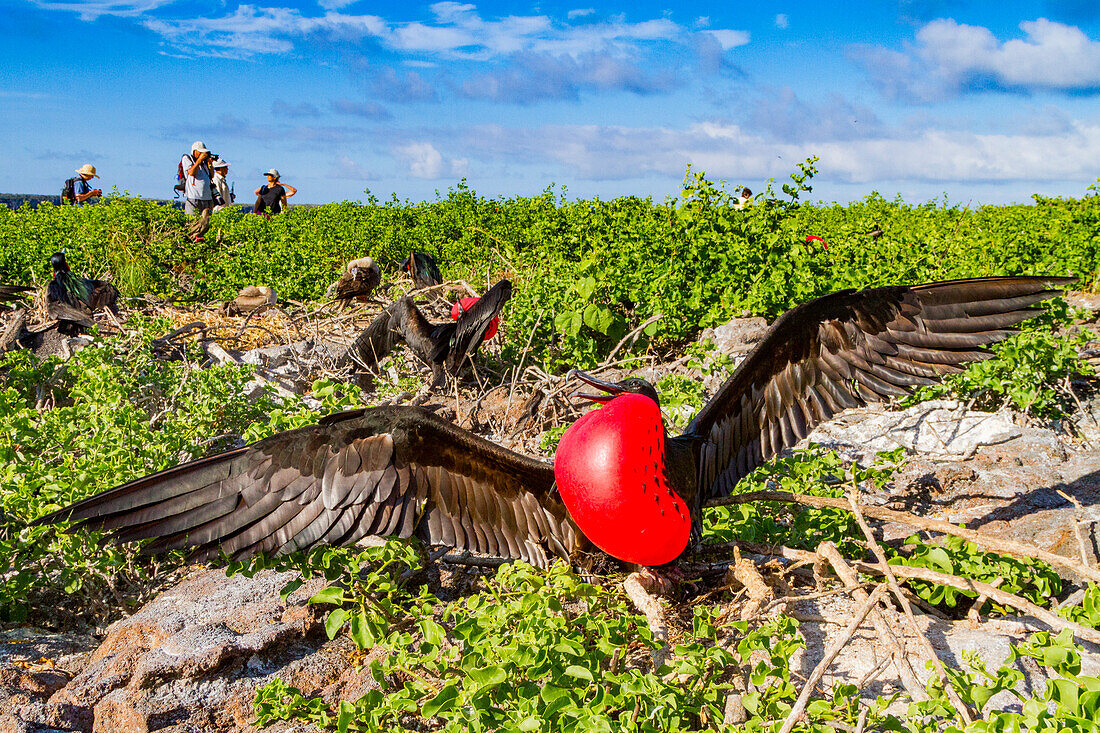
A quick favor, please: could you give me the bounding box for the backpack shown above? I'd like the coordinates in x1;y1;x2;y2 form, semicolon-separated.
61;176;78;204
174;158;187;197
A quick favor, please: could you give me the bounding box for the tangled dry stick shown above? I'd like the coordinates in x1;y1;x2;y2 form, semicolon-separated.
711;489;1100;584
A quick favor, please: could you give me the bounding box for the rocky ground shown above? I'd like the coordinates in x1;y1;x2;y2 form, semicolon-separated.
2;297;1100;732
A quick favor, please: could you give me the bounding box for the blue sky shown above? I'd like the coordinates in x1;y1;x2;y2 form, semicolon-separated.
5;1;1100;205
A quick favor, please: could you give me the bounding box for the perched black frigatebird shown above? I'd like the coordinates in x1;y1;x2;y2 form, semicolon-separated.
344;278;511;386
46;251;119;332
333;257;382;303
400;252;443;289
39;276;1072;569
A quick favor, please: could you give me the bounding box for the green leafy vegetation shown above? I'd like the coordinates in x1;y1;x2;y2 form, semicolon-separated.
0;323;346;626
891;534;1062;613
3;162;1096;370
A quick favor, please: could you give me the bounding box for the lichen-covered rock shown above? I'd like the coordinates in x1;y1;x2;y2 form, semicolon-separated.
7;568;376;733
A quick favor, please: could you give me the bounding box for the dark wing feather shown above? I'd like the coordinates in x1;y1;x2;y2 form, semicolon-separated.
688;276;1075;502
335;267;381;301
440;279;512;373
414;253;444;287
0;284;32;305
342;306;399;371
37;406;581;568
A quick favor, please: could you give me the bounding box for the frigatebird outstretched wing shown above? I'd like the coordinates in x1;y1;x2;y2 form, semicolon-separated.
38;406;581;568
688;276;1076;502
435;278;513;373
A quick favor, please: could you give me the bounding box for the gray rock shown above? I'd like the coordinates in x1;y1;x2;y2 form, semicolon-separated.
801;399;1026;464
15;568;374;733
700;316;769;358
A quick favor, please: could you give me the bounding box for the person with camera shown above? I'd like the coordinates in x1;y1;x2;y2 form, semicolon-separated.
69;164;103;206
211;158;234;212
181;141;215;242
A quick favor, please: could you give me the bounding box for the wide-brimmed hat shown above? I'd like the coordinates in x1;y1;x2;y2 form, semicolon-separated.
264;168;280;179
191;140;210;153
74;164;98;178
211;158;230;169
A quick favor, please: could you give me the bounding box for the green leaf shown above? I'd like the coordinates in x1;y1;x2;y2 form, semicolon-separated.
555;310;583;338
422;683;459;717
324;608;349;640
564;665;594;683
349;609;375;649
308;586;345;605
468;665;507;688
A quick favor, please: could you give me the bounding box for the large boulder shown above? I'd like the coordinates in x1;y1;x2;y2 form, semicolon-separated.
14;568;378;733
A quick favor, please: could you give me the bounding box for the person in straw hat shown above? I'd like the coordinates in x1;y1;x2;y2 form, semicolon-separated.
71;164;102;206
181;140;215;242
210;158;234;213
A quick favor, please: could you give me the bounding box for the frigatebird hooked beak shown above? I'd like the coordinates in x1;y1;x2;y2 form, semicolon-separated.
37;276;1075;571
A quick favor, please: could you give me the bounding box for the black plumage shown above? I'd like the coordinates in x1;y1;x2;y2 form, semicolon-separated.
46;252;119;332
400;252;443;289
345;279;512;385
0;283;32;307
39;276;1071;568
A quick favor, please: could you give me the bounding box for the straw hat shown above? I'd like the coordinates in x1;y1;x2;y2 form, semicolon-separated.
74;164;99;178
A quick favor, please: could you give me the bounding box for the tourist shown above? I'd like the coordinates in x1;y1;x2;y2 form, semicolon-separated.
181;141;215;242
253;169;296;216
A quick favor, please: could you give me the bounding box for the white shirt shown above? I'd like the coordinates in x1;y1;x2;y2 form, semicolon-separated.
212;173;232;211
182;154;212;201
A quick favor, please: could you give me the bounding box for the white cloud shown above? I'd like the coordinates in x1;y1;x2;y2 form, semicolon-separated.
36;1;748;67
396;142;470;179
705;29;750;50
30;0;179;21
854;18;1100;99
143;5;388;58
775;14;788;30
455;118;1100;185
329;155;374;180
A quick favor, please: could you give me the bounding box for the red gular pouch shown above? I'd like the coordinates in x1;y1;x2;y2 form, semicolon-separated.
554;393;690;566
451;297;499;339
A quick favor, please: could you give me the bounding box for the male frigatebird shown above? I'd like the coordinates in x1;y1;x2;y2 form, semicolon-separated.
334;257;382;303
39;276;1072;568
344;279;511;386
400;252;443;289
46;251;119;332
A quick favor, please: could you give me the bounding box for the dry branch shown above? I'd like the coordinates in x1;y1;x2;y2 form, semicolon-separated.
710;490;1100;583
847;492;976;724
777;583;888;733
852;561;1100;645
622;572;670;669
816;542;930;702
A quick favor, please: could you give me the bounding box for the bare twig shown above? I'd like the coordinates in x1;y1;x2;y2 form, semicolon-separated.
605;313;663;363
623;573;670;669
711;490;1100;583
817;542;929;702
847;491;976;724
852;561;1100;645
777;584;888;733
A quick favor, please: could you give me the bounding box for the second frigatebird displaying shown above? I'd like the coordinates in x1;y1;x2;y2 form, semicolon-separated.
344;278;512;385
39;276;1072;569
